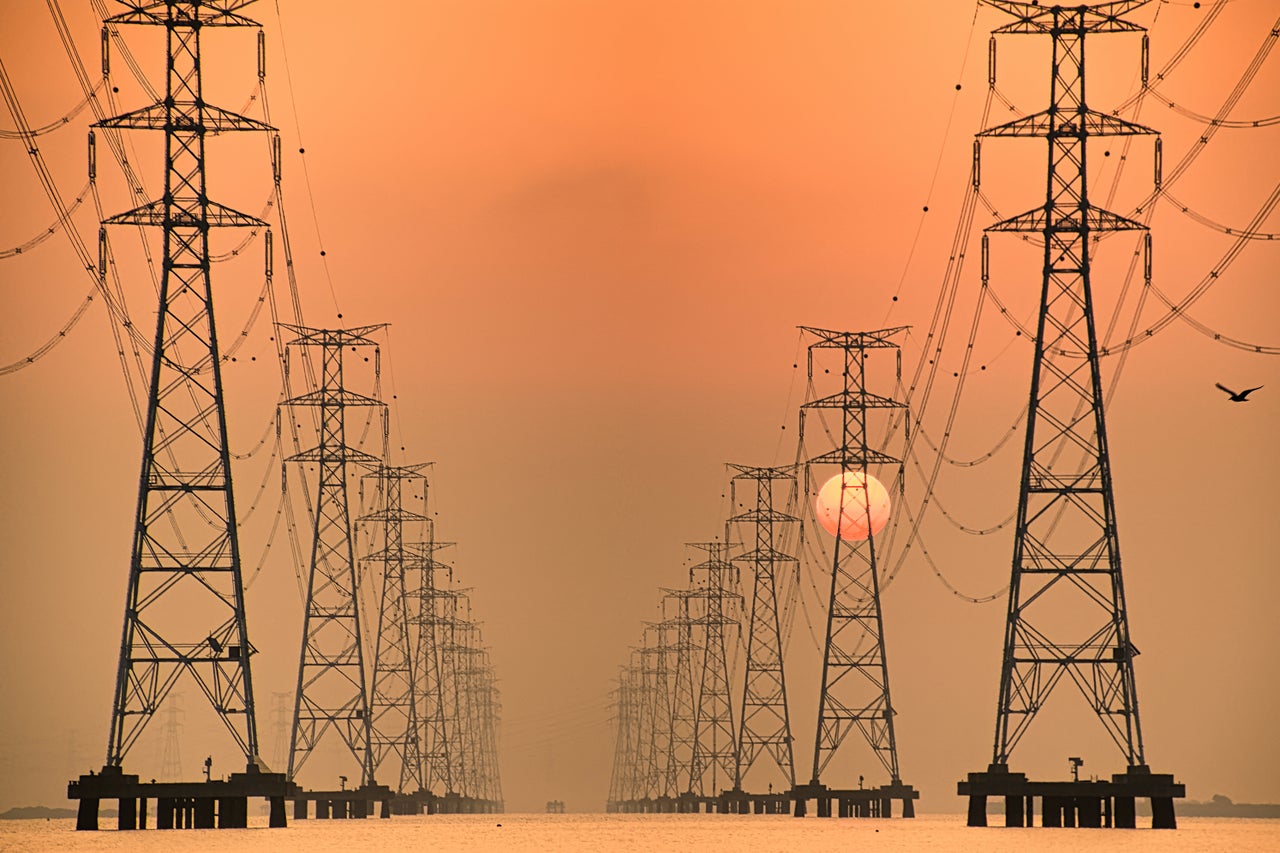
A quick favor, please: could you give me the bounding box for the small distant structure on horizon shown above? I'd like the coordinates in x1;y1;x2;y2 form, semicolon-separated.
545;800;566;814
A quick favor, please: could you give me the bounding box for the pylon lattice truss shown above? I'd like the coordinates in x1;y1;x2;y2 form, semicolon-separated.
99;0;272;771
729;465;798;793
978;0;1156;769
283;324;386;786
798;326;910;787
361;463;430;793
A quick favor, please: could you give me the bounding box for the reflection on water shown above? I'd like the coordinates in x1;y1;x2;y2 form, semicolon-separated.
2;813;1278;853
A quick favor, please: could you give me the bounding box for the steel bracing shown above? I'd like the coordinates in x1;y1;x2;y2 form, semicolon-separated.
978;0;1157;769
98;0;273;771
283;324;386;786
361;463;429;793
728;465;798;792
799;326;909;786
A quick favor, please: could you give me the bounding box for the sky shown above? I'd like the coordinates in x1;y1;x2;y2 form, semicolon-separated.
1;0;1278;817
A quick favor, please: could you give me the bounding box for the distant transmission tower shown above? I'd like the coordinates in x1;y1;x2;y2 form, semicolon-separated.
362;463;429;794
412;535;456;797
796;326;917;818
97;0;273;774
159;695;184;780
283;324;386;787
960;0;1183;830
687;542;739;800
728;465;798;795
662;589;699;803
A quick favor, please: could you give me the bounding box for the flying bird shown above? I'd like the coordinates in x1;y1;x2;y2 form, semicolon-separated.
1215;382;1263;402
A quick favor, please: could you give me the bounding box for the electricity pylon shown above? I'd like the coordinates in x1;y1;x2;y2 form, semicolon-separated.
799;326;909;788
687;542;740;798
97;0;273;772
410;535;456;795
980;0;1156;771
283;324;386;787
662;589;698;799
728;464;798;793
361;463;429;793
960;1;1183;830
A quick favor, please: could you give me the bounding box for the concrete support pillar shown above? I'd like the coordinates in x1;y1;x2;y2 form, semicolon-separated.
1078;796;1102;828
294;798;308;820
1151;797;1177;829
1025;795;1034;827
139;797;147;829
117;796;137;830
1114;796;1136;829
75;798;99;831
881;796;893;819
1004;794;1024;828
816;796;831;818
793;796;807;817
157;797;175;829
194;797;216;829
1062;798;1076;828
966;794;987;827
903;796;915;818
218;796;248;828
381;798;391;818
270;796;288;828
1043;797;1062;827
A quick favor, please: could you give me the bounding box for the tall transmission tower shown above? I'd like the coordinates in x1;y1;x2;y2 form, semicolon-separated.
361;463;429;794
687;542;740;800
283;324;386;788
960;0;1183;830
796;325;917;818
68;2;296;831
728;465;798;795
96;0;272;775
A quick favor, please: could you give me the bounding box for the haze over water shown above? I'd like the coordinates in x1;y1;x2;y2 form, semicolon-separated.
3;814;1279;853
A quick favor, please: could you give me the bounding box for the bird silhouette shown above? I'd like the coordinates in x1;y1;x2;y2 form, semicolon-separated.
1215;382;1262;402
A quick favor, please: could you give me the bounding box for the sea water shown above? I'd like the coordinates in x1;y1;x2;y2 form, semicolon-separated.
2;813;1277;853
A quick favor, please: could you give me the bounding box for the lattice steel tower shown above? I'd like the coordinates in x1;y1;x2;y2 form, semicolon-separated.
361;463;429;793
411;534;456;795
728;465;798;793
797;326;912;796
687;542;739;798
960;1;1183;831
981;0;1155;772
283;324;386;786
97;0;273;772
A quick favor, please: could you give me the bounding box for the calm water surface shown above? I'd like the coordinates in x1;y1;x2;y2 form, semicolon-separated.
2;813;1277;852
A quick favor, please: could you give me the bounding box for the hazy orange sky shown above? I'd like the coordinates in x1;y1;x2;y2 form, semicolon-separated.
1;0;1277;815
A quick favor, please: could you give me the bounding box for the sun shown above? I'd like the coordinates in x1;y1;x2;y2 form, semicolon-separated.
814;471;891;541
